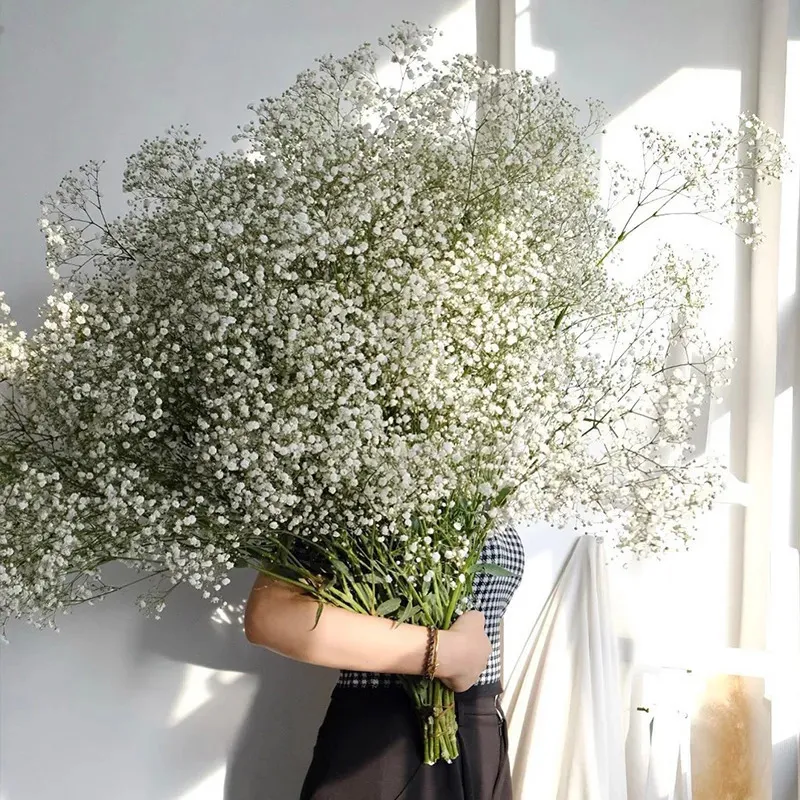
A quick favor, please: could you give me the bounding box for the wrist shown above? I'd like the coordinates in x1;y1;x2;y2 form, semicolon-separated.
434;629;459;681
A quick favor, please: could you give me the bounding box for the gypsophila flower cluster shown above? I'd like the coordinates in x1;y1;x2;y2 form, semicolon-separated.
0;23;787;635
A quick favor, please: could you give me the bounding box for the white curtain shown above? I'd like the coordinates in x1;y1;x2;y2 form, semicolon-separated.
502;535;627;800
625;668;694;800
642;707;692;800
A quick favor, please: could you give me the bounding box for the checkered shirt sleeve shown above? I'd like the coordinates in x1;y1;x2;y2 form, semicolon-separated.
337;525;526;689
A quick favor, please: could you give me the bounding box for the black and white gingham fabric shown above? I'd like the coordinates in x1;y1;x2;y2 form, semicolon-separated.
338;525;526;688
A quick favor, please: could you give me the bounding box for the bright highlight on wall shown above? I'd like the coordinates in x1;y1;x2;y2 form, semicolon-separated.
168;664;246;728
178;764;227;800
512;1;556;76
375;0;477;88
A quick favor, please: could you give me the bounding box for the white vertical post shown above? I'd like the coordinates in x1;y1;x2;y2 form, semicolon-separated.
498;0;516;69
739;0;788;651
743;2;792;799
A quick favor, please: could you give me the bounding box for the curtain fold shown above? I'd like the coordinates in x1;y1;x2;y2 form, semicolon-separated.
642;702;693;800
502;535;627;800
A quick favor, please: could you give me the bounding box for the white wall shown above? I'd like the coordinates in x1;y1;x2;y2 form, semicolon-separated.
0;3;477;799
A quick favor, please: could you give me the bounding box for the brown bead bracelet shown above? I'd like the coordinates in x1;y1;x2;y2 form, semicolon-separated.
423;625;440;680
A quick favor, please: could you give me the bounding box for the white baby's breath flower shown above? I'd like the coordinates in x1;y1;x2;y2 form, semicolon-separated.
0;22;785;631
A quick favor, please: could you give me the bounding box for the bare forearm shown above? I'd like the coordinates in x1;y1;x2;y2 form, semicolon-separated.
244;577;460;678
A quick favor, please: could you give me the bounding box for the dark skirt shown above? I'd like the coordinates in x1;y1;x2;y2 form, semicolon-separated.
300;681;512;800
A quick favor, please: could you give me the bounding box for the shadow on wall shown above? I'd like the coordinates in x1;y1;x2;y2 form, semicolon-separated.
131;572;338;800
519;0;760;115
0;568;337;800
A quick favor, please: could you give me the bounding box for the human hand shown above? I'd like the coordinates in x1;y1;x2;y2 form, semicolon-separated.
437;610;491;693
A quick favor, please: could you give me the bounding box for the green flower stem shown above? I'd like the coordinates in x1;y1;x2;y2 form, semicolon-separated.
403;676;459;766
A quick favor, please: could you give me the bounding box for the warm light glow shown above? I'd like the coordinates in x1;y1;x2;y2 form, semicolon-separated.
178;764;227;800
168;664;245;727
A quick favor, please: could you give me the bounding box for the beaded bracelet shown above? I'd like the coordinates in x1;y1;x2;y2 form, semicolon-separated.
424;626;440;680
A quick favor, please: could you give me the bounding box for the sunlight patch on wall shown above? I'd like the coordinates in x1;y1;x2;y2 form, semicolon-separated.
588;68;747;660
603;67;742;132
707;411;731;467
770;681;800;749
600;68;742;305
513;1;556;76
430;0;477;59
178;764;227;800
375;0;476;89
600;67;744;471
168;664;245;727
211;600;246;627
618;503;735;656
600;67;741;308
767;546;800;754
766;386;799;738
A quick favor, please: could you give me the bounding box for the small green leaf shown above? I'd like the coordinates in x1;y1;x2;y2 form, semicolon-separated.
332;559;353;580
396;598;413;625
396;601;422;626
473;562;512;577
376;597;403;617
352;583;373;611
496;485;514;506
312;601;325;631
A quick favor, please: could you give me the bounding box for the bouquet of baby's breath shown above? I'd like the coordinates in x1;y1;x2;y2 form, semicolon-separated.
0;24;787;763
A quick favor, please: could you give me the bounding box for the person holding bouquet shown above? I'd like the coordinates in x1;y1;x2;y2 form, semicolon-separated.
245;526;525;800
